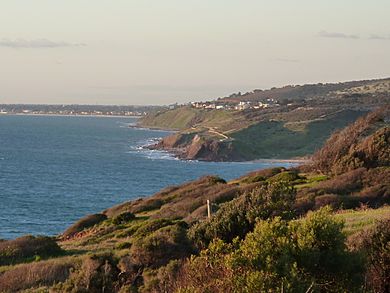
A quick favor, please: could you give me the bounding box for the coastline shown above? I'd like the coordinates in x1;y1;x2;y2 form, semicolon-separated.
1;113;143;118
138;122;310;164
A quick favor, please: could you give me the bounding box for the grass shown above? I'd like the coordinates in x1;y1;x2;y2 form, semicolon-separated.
140;107;201;130
335;206;390;235
140;106;251;134
231;110;364;159
294;174;328;189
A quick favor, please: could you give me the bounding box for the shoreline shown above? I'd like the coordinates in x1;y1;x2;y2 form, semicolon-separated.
138;123;310;164
1;113;143;118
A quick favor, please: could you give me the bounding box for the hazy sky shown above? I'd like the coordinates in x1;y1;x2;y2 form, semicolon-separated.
1;0;389;105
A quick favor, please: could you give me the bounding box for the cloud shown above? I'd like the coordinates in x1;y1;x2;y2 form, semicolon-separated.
318;30;359;39
369;34;390;40
0;38;86;48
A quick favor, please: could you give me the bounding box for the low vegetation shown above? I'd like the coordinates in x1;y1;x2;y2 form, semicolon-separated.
0;235;63;266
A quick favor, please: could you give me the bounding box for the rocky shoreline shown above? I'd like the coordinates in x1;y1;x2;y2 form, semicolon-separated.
142;129;309;163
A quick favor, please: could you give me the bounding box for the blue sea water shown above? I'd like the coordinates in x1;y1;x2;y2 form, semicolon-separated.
0;115;294;239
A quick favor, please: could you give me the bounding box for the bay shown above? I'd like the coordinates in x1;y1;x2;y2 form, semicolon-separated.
0;115;294;239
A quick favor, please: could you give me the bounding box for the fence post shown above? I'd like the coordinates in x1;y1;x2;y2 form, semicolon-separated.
207;199;211;219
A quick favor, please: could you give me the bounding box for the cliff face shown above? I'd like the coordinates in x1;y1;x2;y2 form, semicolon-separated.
148;132;244;161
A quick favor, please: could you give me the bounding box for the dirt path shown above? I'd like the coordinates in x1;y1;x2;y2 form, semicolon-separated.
207;127;229;140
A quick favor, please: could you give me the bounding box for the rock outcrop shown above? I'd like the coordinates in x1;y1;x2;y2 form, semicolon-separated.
148;132;244;161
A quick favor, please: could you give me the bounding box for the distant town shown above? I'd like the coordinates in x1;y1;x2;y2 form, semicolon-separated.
0;97;286;117
190;98;281;111
0;104;163;116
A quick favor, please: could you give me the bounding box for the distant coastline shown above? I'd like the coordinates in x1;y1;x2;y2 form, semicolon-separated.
1;113;142;119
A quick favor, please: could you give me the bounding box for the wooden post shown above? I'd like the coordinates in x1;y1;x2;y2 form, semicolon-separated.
207;199;211;219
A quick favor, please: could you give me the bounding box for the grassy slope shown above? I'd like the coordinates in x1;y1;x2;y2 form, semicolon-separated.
140;107;240;132
231;110;364;159
140;107;201;130
141;107;366;160
336;206;390;235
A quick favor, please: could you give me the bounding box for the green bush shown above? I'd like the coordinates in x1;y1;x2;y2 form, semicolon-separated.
268;170;301;183
166;207;364;292
130;223;193;268
291;207;363;290
132;219;176;239
112;212;136;225
116;242;132;250
189;181;296;248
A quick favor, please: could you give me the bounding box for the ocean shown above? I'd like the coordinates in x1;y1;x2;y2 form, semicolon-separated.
0;115;294;239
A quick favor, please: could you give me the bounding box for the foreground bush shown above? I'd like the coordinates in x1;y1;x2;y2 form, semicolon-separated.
131;221;193;268
350;218;390;293
0;235;63;265
157;207;363;293
189;181;296;248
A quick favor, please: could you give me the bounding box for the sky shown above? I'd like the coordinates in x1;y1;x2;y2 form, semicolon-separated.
0;0;389;105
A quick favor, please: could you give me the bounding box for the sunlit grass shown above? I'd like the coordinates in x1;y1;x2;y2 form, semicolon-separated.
335;206;390;235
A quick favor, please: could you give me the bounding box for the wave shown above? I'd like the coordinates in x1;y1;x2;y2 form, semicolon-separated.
127;138;178;161
127;147;178;161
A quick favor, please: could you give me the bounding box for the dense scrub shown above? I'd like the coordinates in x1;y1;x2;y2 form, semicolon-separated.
189;181;296;249
349;218;390;292
311;106;389;174
146;208;365;292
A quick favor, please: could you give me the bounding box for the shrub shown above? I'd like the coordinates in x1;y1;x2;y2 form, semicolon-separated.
0;259;74;292
239;167;284;184
141;260;183;293
293;196;315;215
63;213;107;239
167;207;363;292
207;176;226;185
314;194;340;209
132;219;176;239
0;235;63;265
313;167;366;194
268;170;301;183
116;242;132;250
352;219;390;293
55;253;119;293
130;223;193;268
189;181;296;249
112;212;136;225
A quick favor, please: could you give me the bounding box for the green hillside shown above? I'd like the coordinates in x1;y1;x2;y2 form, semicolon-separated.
231;110;364;159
